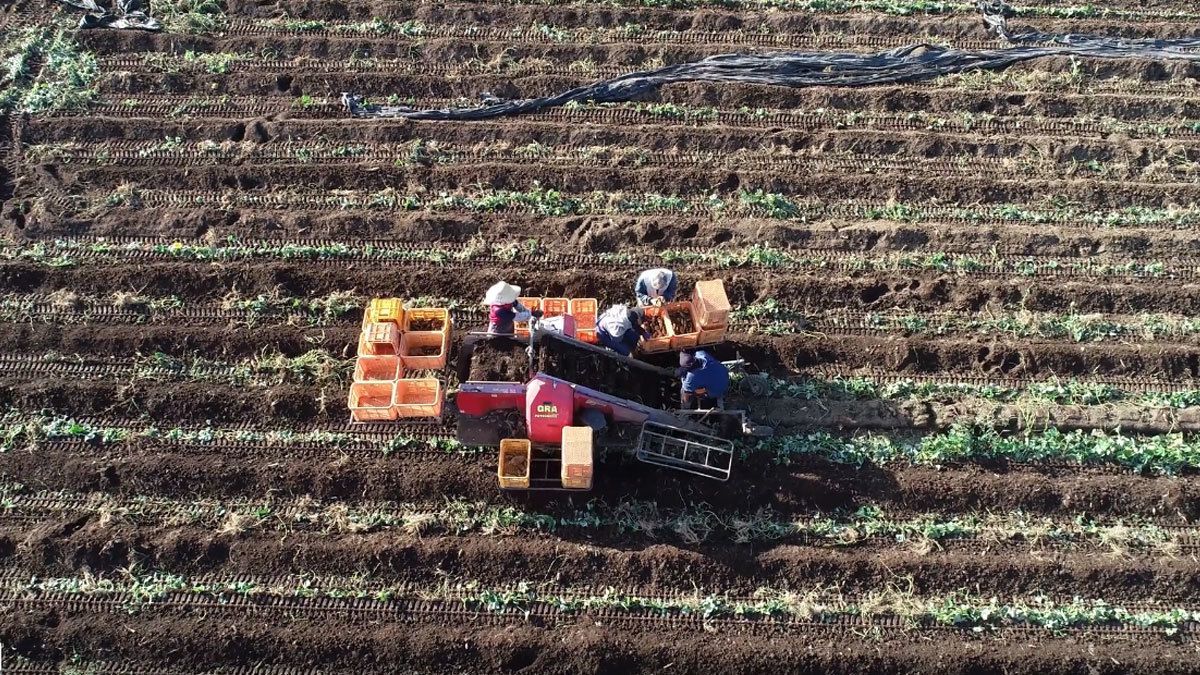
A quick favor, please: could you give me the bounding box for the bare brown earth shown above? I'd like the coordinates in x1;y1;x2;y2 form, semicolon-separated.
4;0;1200;670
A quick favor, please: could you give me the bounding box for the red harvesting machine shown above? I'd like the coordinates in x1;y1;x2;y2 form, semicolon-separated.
456;324;767;491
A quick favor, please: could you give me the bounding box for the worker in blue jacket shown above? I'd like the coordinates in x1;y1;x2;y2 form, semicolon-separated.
635;268;678;306
675;350;729;409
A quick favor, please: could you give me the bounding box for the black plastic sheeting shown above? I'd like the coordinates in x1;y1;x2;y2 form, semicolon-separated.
345;0;1200;121
56;0;161;30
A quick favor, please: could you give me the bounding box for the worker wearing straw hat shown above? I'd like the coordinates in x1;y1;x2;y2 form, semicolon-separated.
485;281;541;335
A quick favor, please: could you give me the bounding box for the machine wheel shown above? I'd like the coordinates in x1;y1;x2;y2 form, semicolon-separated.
739;374;770;397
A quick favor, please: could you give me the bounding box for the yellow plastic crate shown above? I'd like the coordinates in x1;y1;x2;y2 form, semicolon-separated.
498;438;531;489
403;307;450;336
364;298;405;329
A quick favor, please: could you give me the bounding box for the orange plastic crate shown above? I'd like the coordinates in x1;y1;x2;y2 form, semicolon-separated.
692;279;730;328
498;438;531;489
363;298;404;329
514;297;540;337
392;378;443;418
354;355;402;382
568;298;597;343
359;322;400;356
399;331;448;370
639;306;673;354
697;323;728;346
349;381;396;422
541;298;569;317
560;426;594;490
663;301;700;350
403;307;449;335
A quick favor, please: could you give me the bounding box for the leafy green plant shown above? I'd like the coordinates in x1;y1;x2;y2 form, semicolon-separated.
0;26;99;114
760;425;1200;475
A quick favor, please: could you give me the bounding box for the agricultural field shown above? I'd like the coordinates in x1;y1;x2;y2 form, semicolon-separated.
4;0;1200;671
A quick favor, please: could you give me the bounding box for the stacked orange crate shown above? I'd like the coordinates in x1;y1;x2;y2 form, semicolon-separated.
514;297;540;337
639;306;673;353
393;378;444;418
568;298;598;343
662;301;700;350
400;307;450;370
692;280;730;346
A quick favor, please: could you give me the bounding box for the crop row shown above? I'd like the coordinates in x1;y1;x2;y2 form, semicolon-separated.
15;288;1199;353
9;289;1200;409
34;138;1199;185
0;412;456;453
317;98;1200;138
0;289;357;326
764;426;1200;475
108;50;1199;99
0;234;1182;279
760;373;1200;409
79;185;1200;232
0;290;361;326
0;349;350;388
13;411;1200;475
176;0;1198;26
741;303;1200;343
2;484;1176;551
64;94;1200;141
12;572;1200;635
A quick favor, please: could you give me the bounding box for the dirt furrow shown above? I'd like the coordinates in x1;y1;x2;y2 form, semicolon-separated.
8;261;1200;317
38;163;1200;208
95;69;1200;122
15;207;1200;261
5;524;1199;600
3;447;1195;519
3;609;1196;675
25;117;1200;159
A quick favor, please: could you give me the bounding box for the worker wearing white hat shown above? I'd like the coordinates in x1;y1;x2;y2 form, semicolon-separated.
635;268;678;307
485;281;540;335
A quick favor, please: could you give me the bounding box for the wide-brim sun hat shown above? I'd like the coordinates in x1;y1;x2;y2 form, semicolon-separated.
484;281;521;305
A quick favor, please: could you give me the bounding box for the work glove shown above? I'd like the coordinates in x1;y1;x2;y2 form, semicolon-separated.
651;297;665;307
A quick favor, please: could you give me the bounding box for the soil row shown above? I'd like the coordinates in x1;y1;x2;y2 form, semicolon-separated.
16;205;1200;262
5;261;1200;328
3;446;1196;519
8;312;1200;379
95;69;1200;122
38;131;1200;177
82;1;1200;44
3;606;1195;675
34;160;1200;209
25;107;1200;155
5;522;1199;601
5;363;1200;435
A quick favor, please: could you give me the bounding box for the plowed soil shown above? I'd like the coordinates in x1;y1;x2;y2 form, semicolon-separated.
3;0;1200;671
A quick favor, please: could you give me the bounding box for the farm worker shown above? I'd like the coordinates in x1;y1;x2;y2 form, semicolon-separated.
484;281;540;335
635;268;678;307
675;350;729;409
596;304;650;357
